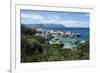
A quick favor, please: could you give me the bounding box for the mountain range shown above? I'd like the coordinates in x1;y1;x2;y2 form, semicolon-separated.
22;23;67;29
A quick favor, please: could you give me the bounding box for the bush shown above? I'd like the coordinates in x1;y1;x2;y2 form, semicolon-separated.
21;24;90;62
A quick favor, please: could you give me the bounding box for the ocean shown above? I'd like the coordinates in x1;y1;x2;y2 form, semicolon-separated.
42;28;89;48
48;28;89;40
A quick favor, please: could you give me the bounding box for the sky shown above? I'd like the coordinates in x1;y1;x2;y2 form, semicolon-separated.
21;9;90;28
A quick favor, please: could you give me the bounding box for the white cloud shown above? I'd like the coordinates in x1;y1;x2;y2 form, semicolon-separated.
21;13;89;27
84;14;89;17
60;20;89;27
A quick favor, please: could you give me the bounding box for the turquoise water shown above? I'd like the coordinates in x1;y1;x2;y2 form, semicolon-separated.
50;28;89;48
52;35;77;48
44;28;89;49
63;42;73;48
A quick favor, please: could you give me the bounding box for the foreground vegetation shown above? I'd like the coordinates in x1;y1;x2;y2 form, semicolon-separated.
21;25;89;63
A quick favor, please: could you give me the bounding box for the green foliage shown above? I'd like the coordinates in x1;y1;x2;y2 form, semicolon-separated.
21;25;37;35
76;41;89;60
21;25;89;63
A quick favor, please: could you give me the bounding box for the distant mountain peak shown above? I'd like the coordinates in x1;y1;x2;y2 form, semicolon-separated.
21;23;66;29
